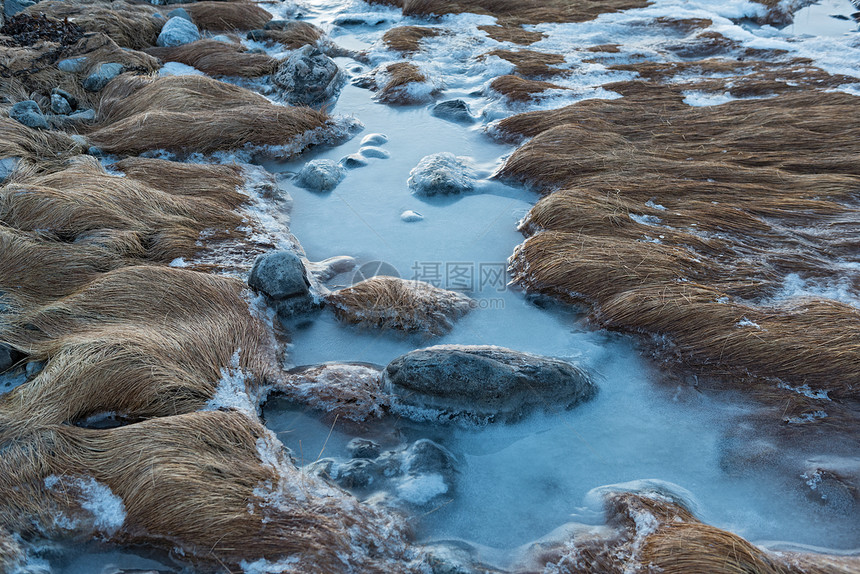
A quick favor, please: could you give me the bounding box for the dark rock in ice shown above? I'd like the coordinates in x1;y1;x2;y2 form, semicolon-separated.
83;62;124;92
384;345;597;423
166;7;191;21
803;468;857;515
294;159;346;192
0;344;14;373
156;16;200;47
403;439;458;484
25;360;45;378
340;153;368;169
264;19;293;30
431;99;476;124
335;459;378;489
347;438;381;459
407;152;477;197
306;458;336;479
248;250;310;300
9;100;48;129
272;45;345;107
358;146;390;159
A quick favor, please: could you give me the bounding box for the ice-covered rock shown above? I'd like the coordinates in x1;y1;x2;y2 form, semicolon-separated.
432;99;475;124
359;146;390;159
156;16;200;47
340;153;368;169
248;251;317;320
83;63;124;92
400;210;423;222
272;45;345;107
361;133;388;146
57;57;87;73
294;159;346;192
384;345;597;423
9;100;48;129
0;157;19;183
407;152;477;197
347;438;381;460
307;255;357;281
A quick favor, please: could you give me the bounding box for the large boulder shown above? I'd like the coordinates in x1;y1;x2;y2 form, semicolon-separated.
407;152;477;197
156;16;200;47
272;45;345;107
9;100;47;129
383;345;597;423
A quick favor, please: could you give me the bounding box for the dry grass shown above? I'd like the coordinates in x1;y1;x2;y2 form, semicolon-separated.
0;117;84;174
248;22;325;49
109;157;246;203
0;156;245;262
0;410;415;571
530;492;860;574
373;0;650;24
94;74;269;124
24;0;163;49
372;62;437;104
490;75;569;102
382;26;441;54
499;91;860;399
327;276;473;336
485;49;568;79
274;363;389;422
477;24;544;45
182;1;272;31
145;39;278;77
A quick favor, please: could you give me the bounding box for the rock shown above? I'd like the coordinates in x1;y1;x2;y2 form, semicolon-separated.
67;108;96;122
358;146;390;159
403;439;458;483
0;157;20;183
305;458;336;480
431;99;475;124
245;29;268;42
803;468;857;514
339;154;368;169
347;438;381;459
383;345;597;423
83;62;124;92
9;100;48;129
0;345;14;373
51;87;78;110
334;459;378;489
307;255;357;281
248;250;310;300
361;133;388;146
294;159;346;192
272;45;345;106
407;152;477;197
156;16;200;47
4;0;35;18
57;57;87;73
50;93;72;115
166;7;191;21
25;360;45;378
400;210;423;222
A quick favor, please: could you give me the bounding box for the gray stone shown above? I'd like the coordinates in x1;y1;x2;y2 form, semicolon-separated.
83;63;124;92
68;108;96;122
407;152;477;197
274;294;320;321
4;0;35;18
0;157;20;183
50;93;73;115
0;344;13;373
360;133;388;146
156;16;200;47
245;29;268;42
272;45;345;106
347;438;381;459
25;360;45;378
51;87;78;110
248;250;310;300
166;7;191;21
339;153;368;169
9;100;48;129
358;146;390;159
384;345;597;423
431;99;475;124
57;57;87;73
403;439;458;483
334;459;378;489
294;159;346;192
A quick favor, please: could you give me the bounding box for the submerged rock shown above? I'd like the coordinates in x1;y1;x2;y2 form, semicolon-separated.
408;152;477;197
432;99;476;124
340;153;368;169
272;45;345;107
383;345;597;423
83;62;124;92
156;16;200;47
400;210;423;222
359;146;390;159
9;100;48;129
294;159;346;192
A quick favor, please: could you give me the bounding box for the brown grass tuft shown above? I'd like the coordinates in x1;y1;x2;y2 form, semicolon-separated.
248;22;325;49
485;49;568;79
145;39;278;77
0;118;83;174
380;0;650;25
372;62;438;105
25;0;163;49
500;91;860;399
382;26;441;54
490;74;569;102
182;1;272;31
477;24;545;45
327;276;473;336
0;410;415;571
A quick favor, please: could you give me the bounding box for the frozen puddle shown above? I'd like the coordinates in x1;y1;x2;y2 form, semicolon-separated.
261;54;860;567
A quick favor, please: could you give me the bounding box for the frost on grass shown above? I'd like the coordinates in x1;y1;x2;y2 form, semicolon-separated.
44;475;127;535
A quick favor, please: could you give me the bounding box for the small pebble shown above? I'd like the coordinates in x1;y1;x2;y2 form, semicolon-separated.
360;133;388;146
359;146;390;159
400;210;424;223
